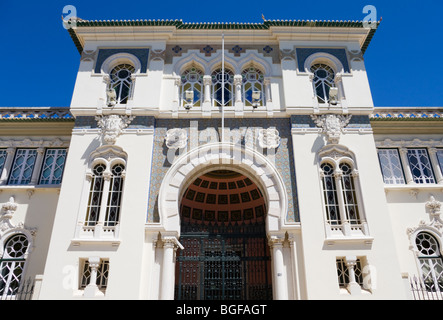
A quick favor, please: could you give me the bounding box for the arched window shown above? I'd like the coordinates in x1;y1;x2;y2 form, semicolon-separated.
321;162;340;225
339;162;360;225
109;64;135;104
105;163;125;227
319;149;368;238
415;232;443;292
0;234;29;298
85;163;106;226
180;67;203;107
242;67;264;107
310;63;336;104
211;68;234;107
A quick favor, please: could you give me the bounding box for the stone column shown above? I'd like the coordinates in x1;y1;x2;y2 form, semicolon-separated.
160;236;180;300
269;235;288;300
345;256;361;295
84;256;101;298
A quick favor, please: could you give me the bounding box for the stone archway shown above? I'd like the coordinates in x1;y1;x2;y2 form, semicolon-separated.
155;142;293;300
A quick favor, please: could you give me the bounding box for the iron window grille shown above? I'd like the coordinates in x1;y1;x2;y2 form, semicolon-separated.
80;259;110;291
377;148;406;184
39;149;67;185
0;234;29;299
407;148;435;184
415;232;443;293
321;162;340;225
339;163;360;225
336;257;363;288
0;149;6;175
310;63;336;104
212;68;234;107
109;64;135;104
8;149;37;185
181;67;203;107
241;67;265;107
104;163;125;227
85;164;106;226
436;149;443;177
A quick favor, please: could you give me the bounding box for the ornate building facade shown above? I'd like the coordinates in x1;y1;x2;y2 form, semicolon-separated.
0;17;442;300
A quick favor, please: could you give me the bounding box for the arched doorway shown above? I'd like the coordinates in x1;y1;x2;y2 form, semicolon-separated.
174;169;272;300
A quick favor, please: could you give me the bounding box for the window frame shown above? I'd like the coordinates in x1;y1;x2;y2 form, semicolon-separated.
7;148;37;185
39;148;67;185
377;148;406;185
406;148;436;184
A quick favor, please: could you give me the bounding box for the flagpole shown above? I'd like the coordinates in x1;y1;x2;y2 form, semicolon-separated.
221;32;225;143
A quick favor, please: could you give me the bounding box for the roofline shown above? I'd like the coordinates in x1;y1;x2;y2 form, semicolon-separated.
66;18;380;55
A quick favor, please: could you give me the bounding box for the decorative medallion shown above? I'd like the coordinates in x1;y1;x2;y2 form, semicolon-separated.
258;128;281;149
165;128;188;149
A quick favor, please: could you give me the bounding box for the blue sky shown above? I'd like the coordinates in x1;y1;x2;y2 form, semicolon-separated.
0;0;442;107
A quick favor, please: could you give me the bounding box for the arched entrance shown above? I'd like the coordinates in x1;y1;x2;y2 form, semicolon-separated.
174;169;272;300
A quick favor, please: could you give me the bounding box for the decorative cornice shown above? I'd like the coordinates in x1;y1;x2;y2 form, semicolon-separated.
0;107;74;121
370;107;443;121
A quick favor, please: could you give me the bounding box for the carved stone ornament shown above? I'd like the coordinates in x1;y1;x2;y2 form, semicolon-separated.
95;115;134;145
406;196;443;235
311;114;352;144
258;128;281;149
165;128;188;149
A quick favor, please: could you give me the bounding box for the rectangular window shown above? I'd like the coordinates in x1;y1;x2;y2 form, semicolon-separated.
336;257;363;288
39;149;67;185
80;259;109;290
8;149;37;185
407;149;435;184
437;149;443;177
0;149;7;176
377;149;405;184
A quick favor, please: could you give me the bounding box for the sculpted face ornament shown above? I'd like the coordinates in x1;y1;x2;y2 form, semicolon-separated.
165;128;188;149
311;114;352;144
95;114;134;145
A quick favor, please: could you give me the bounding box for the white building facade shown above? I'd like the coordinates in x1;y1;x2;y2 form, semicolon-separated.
0;18;442;300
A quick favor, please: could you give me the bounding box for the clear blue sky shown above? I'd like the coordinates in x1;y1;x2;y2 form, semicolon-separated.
0;0;442;107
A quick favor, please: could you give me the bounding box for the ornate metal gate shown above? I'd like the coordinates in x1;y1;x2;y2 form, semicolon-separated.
175;222;272;300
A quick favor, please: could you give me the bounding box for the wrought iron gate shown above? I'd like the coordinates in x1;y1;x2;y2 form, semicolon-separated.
175;222;272;300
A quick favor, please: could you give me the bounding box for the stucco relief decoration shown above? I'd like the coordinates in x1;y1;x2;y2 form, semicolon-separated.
311;114;352;144
95;114;134;145
165;128;188;149
258;128;281;149
1;197;18;231
407;196;443;235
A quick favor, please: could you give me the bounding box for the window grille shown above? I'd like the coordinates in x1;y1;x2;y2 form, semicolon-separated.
211;68;234;106
310;63;336;104
0;149;6;175
8;149;37;185
336;257;363;288
436;149;443;177
105;164;125;227
39;149;67;185
339;163;360;225
377;149;405;184
80;259;109;290
85;164;106;226
407;149;435;184
241;67;264;107
321;163;340;225
109;64;135;104
181;67;203;107
415;232;443;293
0;234;29;299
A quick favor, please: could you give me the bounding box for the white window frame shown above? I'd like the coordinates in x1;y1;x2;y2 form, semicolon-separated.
211;67;234;107
180;67;203;107
414;232;443;293
8;149;37;185
0;234;29;299
407;148;435;184
39;148;67;185
80;257;110;293
377;148;405;184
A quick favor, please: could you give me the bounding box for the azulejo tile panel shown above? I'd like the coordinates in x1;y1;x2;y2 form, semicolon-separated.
146;118;300;223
